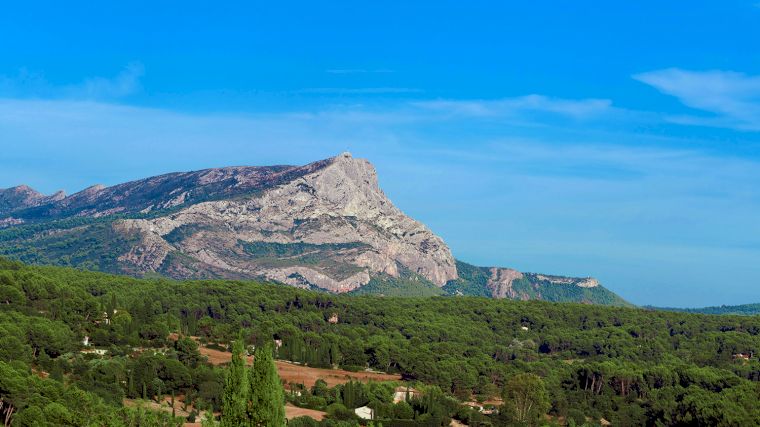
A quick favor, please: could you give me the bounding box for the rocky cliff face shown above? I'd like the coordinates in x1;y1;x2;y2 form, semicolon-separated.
113;153;457;291
0;153;457;292
0;153;627;304
486;267;525;299
443;260;626;305
8;161;331;221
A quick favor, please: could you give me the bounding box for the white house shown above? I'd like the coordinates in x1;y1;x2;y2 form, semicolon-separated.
393;386;421;403
354;406;374;420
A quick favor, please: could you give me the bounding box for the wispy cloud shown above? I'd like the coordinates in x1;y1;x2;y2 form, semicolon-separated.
0;68;47;95
412;95;613;119
325;68;394;74
0;62;144;100
634;68;760;131
72;62;144;99
294;87;421;95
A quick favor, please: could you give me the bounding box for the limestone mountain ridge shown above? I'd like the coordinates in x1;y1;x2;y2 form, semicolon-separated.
0;153;627;305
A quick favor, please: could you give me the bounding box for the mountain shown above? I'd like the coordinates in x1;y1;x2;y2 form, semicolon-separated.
444;261;628;305
0;185;65;225
0;153;627;305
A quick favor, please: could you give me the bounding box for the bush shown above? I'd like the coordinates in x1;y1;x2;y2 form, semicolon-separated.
326;403;356;421
288;416;319;427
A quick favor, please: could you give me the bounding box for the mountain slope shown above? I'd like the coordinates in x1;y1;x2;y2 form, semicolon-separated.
0;153;456;292
0;185;65;223
0;153;627;304
444;261;629;305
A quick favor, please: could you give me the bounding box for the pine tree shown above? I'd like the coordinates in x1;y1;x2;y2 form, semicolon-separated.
248;343;286;427
221;340;249;427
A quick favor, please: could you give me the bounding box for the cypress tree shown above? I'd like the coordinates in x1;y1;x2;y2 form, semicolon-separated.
221;340;249;427
127;370;135;398
248;343;286;427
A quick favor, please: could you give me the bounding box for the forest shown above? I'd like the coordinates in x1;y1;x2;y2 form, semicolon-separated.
1;256;760;426
654;303;760;316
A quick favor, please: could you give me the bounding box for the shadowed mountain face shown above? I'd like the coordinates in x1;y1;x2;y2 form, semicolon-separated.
5;160;332;221
0;185;66;217
0;153;627;305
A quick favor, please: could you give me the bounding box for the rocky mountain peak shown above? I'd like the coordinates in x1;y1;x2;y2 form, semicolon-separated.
48;190;67;202
71;153;459;291
0;153;626;305
0;185;66;216
10;184;40;194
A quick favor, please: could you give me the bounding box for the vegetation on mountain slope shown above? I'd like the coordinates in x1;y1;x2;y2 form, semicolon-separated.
444;261;629;306
0;220;625;302
1;257;760;425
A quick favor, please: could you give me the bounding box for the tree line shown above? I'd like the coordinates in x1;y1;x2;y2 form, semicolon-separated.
2;257;760;425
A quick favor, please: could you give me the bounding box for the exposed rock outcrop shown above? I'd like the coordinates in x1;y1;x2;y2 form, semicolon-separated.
55;153;458;292
533;274;599;288
487;267;524;299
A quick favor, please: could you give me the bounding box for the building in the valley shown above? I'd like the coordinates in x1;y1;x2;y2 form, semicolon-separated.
354;406;374;420
393;386;421;403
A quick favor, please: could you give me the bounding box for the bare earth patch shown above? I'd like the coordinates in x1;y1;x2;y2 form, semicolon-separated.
195;343;401;387
285;403;327;421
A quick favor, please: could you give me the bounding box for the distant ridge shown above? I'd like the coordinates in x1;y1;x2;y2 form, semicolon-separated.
0;185;65;216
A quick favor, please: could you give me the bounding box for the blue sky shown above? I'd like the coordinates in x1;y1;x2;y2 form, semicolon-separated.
1;1;760;307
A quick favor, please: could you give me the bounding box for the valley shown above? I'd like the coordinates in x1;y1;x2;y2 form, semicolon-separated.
1;258;759;426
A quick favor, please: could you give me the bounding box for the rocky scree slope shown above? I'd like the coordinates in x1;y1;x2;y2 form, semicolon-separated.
0;153;626;304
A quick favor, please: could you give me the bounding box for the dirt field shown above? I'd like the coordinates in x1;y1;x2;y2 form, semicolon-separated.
194;341;401;387
275;359;401;388
285;403;327;421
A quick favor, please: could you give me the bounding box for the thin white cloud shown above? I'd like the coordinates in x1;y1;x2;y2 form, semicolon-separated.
325;69;394;74
70;62;144;99
295;87;421;95
412;95;613;119
0;68;48;95
634;68;760;131
0;62;144;100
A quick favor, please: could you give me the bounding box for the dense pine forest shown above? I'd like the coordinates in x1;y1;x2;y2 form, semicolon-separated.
654;304;760;316
1;256;760;426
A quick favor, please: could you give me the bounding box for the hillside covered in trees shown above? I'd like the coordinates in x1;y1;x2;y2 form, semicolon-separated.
1;257;760;426
654;303;760;316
